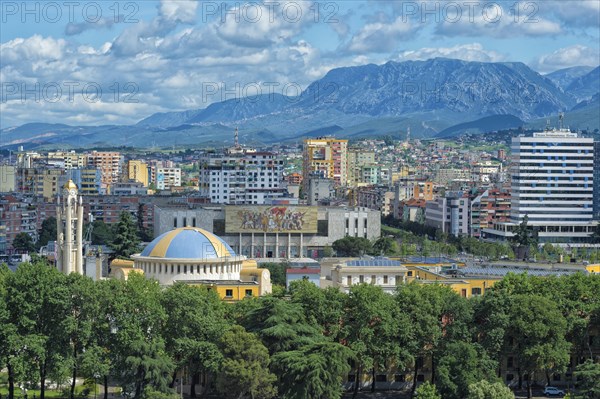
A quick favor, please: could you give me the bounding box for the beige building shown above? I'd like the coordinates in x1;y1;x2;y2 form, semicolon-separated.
0;165;16;192
303;138;348;191
347;148;376;186
47;151;87;169
87;151;123;191
323;257;409;293
127;160;149;186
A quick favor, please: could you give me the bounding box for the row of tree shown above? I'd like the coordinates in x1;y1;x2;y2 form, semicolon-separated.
1;261;599;399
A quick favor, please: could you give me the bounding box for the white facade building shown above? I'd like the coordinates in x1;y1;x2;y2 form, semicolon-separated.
486;129;596;245
199;151;286;204
156;167;181;190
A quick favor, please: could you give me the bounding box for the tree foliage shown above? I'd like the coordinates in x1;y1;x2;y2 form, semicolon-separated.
12;232;36;253
332;236;373;257
111;211;141;259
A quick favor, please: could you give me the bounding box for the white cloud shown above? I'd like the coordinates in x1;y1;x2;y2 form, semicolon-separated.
531;45;600;73
397;43;506;63
346;16;419;53
434;2;562;38
159;0;198;23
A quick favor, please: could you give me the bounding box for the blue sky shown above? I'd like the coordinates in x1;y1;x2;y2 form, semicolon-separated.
1;0;599;127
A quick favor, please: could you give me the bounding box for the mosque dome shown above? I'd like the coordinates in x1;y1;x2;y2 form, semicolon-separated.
140;227;235;259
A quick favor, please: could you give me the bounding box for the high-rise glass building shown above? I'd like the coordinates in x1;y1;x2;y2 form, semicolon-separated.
509;129;595;244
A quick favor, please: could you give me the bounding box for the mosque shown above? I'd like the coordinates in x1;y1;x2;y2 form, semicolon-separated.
114;227;272;300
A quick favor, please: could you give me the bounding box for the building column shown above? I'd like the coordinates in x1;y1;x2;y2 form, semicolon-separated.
65;199;72;274
287;233;291;260
76;196;84;275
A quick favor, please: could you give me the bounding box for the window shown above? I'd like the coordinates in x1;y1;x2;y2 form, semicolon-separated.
347;276;352;286
396;276;402;286
375;374;387;382
394;374;405;383
177;265;181;273
407;271;413;277
471;287;482;296
383;275;388;284
225;289;233;298
173;217;177;228
371;275;376;284
359;275;364;283
183;217;187;227
245;289;253;297
192;217;197;227
183;265;187;274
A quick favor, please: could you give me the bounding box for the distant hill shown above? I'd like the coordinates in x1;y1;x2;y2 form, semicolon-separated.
3;58;598;149
566;66;600;101
545;66;595;91
435;115;525;138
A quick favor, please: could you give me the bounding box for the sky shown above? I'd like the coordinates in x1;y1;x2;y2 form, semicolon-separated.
0;0;599;128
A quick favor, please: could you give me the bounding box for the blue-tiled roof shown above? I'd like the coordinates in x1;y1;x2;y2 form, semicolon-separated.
140;227;235;259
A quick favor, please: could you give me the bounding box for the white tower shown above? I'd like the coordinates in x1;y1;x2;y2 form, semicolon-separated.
56;180;84;274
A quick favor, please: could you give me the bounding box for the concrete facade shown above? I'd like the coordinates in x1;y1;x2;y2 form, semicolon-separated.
154;205;381;259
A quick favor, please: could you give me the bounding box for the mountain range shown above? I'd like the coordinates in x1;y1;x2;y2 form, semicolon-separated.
2;58;599;149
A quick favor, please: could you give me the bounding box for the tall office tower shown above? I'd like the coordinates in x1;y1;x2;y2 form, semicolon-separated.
508;129;596;244
594;141;600;221
56;180;84;274
302;137;348;192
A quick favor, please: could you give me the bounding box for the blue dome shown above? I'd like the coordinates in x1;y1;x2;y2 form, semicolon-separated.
140;227;235;259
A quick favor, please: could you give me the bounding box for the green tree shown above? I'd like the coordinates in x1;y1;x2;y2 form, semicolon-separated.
574;359;600;398
111;211;141;259
415;382;442;399
435;341;499;399
91;220;114;246
241;296;321;354
12;232;36;253
371;236;399;256
216;325;277;399
5;260;71;399
343;284;411;396
509;216;539;260
507;294;570;398
289;280;346;340
332;236;373;257
0;263;23;399
271;341;353;399
109;274;172;399
467;380;515;399
65;273;100;399
37;217;57;249
161;283;227;397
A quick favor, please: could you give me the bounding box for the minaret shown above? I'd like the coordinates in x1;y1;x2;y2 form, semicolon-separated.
56;180;84;274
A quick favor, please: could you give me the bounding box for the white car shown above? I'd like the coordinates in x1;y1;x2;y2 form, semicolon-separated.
543;386;565;396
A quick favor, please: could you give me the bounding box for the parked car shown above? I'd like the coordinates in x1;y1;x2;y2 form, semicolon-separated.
543;386;565;396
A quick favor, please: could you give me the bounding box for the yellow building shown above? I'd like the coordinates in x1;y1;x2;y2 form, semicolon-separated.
130;227;271;300
302;137;348;191
127;160;149;187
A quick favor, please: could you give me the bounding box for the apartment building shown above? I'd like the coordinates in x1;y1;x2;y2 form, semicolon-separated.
302;137;348;191
199;151;285;205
